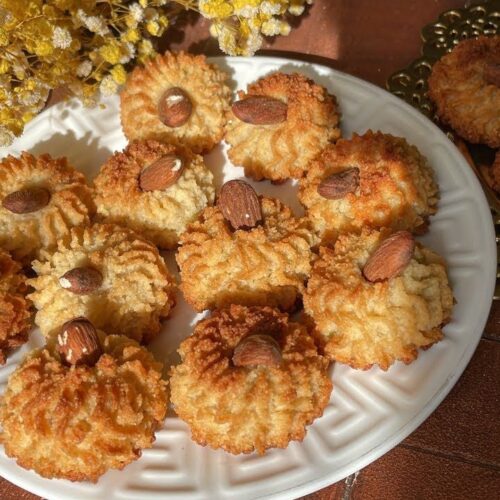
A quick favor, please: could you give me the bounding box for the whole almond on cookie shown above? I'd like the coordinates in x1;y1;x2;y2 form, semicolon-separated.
59;267;103;294
158;87;192;127
139;154;184;191
218;180;262;230
317;167;360;200
233;334;282;367
57;317;102;366
363;231;415;282
2;187;51;214
232;96;287;125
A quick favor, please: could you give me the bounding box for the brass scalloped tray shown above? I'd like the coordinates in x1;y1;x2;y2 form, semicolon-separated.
386;0;500;299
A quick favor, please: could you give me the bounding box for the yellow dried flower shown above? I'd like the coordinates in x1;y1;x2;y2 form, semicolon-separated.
100;41;122;64
110;64;127;85
124;28;140;43
0;60;9;74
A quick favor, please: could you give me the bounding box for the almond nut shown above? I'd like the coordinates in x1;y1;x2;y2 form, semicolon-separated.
484;63;500;87
139;154;184;191
59;267;103;294
232;96;287;125
232;334;282;368
217;180;262;230
363;231;415;282
2;187;50;214
57;317;102;366
317;167;360;200
158;87;192;127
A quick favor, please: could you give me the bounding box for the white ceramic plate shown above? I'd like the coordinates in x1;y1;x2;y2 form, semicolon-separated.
0;56;496;500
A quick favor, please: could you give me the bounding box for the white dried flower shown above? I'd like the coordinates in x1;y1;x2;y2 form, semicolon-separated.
120;42;136;64
0;125;14;147
99;75;118;96
129;3;144;22
77;10;110;36
260;1;282;16
52;27;72;49
261;18;282;36
76;60;92;78
235;6;259;18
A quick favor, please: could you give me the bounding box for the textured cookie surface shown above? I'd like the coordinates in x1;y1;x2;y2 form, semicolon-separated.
0;250;32;364
170;305;332;454
177;196;316;312
0;152;95;263
304;229;454;371
428;36;500;148
225;72;341;181
120;51;231;153
29;223;176;343
94;140;215;249
299;131;439;245
0;335;167;482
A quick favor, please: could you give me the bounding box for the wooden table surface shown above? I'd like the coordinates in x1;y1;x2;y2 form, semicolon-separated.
2;1;500;498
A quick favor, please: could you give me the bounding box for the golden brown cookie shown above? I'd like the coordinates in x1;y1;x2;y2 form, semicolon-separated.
170;305;332;454
0;152;95;263
0;329;167;482
28;223;176;343
120;51;231;153
0;249;32;364
298;131;439;246
176;181;316;312
428;36;500;148
94;140;215;249
303;229;454;371
225;72;341;181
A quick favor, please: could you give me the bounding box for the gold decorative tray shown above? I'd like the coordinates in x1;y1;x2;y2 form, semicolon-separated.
386;0;500;299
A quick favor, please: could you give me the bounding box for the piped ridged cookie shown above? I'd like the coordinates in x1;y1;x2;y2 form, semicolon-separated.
170;305;332;454
0;249;32;364
94;140;215;249
120;51;232;153
28;223;176;343
428;35;500;148
0;152;95;263
304;229;454;371
298;131;439;246
0;325;167;482
177;181;316;312
225;72;340;181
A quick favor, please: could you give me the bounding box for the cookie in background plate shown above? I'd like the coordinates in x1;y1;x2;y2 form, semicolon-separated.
120;51;231;153
94;140;215;249
428;35;500;148
298;131;439;246
0;249;32;364
0;318;167;482
176;180;316;312
0;152;95;263
28;223;176;343
225;72;340;182
170;305;332;454
303;229;454;371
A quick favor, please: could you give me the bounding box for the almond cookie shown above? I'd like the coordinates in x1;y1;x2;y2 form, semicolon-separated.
94;140;215;249
298;131;438;246
0;152;95;263
0;249;32;364
176;180;316;312
28;223;176;343
304;229;454;371
428;36;500;148
0;320;167;482
170;305;332;454
120;51;231;153
225;72;341;182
